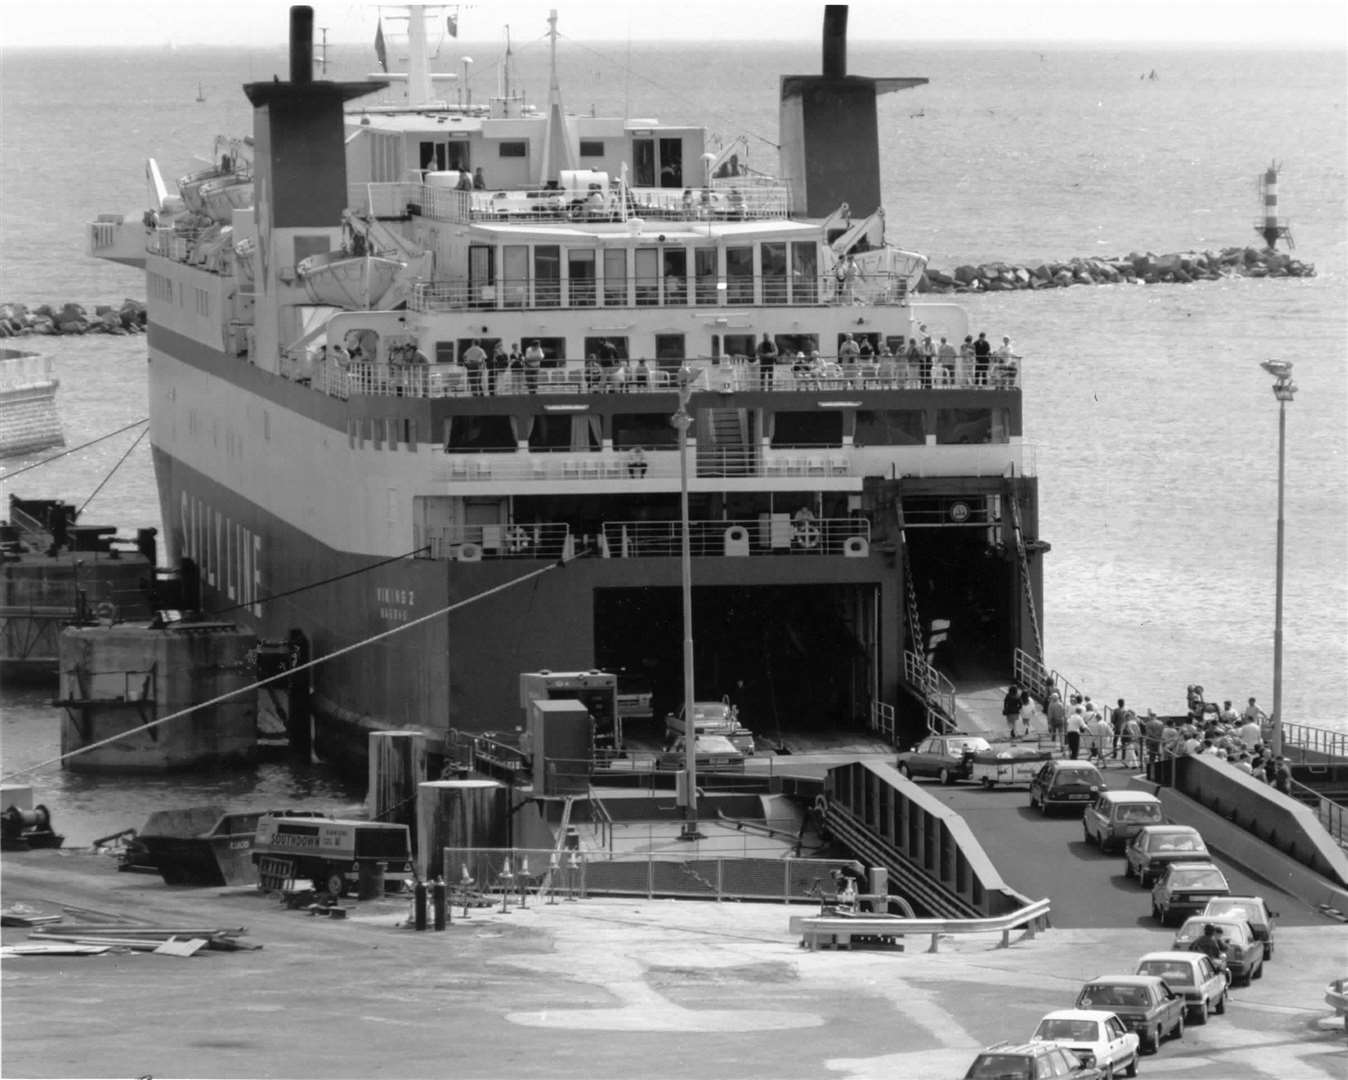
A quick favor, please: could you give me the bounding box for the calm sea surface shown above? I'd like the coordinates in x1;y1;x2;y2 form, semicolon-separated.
1;39;1344;843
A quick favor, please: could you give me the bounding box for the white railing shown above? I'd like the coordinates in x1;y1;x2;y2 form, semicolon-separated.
599;517;869;558
420;522;572;561
903;649;957;723
791;897;1053;953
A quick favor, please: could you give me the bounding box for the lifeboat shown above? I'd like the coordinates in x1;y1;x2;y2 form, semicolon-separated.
199;176;254;223
296;249;406;309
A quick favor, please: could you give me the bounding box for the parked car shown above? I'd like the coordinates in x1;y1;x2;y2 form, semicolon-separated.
1074;975;1186;1054
1028;760;1105;814
1203;895;1279;960
665;700;755;755
1135;951;1228;1023
896;734;992;784
1030;1010;1140;1077
1082;790;1164;853
962;1040;1105;1080
1152;861;1231;926
656;734;745;771
1123;824;1209;887
1172;915;1264;985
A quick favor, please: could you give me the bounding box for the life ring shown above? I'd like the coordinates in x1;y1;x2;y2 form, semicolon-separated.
792;521;820;549
812;794;828;815
505;526;531;553
95;601;116;622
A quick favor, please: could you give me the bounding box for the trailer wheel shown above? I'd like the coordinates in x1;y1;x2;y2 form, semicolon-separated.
315;870;346;897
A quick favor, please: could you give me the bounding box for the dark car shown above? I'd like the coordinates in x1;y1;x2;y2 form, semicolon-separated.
1151;861;1230;926
1075;974;1186;1054
1173;915;1264;985
1028;760;1106;814
897;734;992;784
962;1040;1105;1079
1204;895;1278;959
1123;824;1209;887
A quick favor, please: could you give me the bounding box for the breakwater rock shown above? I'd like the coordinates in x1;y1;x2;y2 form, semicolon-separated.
0;301;147;337
915;246;1315;295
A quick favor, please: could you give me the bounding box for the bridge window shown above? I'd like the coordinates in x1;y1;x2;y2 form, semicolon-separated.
579;140;604;157
635;247;660;306
443;415;515;452
694;247;718;305
498;141;527;158
724;334;755;359
603;249;627;306
792;242;819;303
725;246;753;305
936;408;1005;445
613;413;677;449
583;336;628;361
774;333;819;359
567;249;596;307
663;248;688;305
658;138;683;187
534;245;560;308
654;335;685;364
855;410;925;447
761;242;787;305
768;411;842;447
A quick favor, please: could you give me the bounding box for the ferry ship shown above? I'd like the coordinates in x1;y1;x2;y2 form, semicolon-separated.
86;5;1048;775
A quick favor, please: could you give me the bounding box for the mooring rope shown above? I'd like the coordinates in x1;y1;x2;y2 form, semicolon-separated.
1;418;149;479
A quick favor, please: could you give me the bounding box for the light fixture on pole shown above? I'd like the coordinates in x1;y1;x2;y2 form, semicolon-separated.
1260;358;1296;758
673;365;702;841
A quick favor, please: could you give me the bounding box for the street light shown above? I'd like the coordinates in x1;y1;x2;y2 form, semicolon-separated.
673;365;702;841
1260;359;1297;758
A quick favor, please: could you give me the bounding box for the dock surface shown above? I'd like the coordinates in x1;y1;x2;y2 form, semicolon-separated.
2;850;1344;1079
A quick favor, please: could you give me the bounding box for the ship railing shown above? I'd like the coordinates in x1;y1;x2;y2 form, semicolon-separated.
903;650;957;724
1282;721;1348;763
419;522;574;561
869;700;898;745
1012;646;1082;709
407;271;916;312
147;224;207;261
600;517;869;558
430;449;857;483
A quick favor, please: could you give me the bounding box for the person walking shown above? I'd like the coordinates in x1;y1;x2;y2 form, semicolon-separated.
1065;705;1086;760
1003;685;1024;741
1120;709;1142;770
1046;691;1066;746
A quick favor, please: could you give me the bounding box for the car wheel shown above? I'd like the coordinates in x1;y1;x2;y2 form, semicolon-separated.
1125;1053;1138;1078
1214;990;1226;1015
1124;859;1134;879
1172;1011;1184;1040
982;776;994;789
1265;942;1274;960
898;763;911;779
1253;959;1263;980
1102;1064;1114;1080
1193;999;1208;1025
1139;1027;1157;1055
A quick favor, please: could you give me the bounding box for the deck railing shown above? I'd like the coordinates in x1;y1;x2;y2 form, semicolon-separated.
1282;721;1348;763
600;516;869;558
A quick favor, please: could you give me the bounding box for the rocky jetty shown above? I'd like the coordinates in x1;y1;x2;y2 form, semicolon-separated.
915;246;1315;295
0;300;147;338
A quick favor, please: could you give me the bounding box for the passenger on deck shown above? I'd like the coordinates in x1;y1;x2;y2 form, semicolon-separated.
524;340;545;394
937;336;957;386
462;339;487;396
958;335;976;386
973;332;992;386
1065;705;1086;760
1046;691;1065;746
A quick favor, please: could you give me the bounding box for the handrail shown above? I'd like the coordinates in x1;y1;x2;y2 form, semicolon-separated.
1287;777;1346;846
793;896;1052;953
903;650;956;723
1283;721;1348;763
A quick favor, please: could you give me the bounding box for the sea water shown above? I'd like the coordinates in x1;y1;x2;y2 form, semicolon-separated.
1;38;1344;842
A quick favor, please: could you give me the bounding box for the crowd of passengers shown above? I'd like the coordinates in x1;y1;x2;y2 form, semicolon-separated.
350;326;1023;396
1029;685;1295;791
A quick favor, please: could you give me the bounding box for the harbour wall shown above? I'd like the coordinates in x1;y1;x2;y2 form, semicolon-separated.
0;300;146;337
916;245;1315;294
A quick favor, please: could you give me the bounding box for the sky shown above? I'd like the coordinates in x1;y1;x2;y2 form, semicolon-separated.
1;0;1345;48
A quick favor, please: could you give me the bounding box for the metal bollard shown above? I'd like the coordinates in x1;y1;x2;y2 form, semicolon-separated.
432;876;447;930
414;879;428;931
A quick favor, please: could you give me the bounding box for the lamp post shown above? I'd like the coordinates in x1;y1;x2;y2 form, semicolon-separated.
1260;359;1296;758
460;57;473;109
673;366;702;841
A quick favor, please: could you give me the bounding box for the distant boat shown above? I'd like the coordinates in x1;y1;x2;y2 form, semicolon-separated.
196;81;206;102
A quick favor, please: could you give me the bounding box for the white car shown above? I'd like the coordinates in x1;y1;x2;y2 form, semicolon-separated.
1031;1009;1140;1078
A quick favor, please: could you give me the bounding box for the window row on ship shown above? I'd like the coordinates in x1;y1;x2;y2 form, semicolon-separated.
342;406;1014;454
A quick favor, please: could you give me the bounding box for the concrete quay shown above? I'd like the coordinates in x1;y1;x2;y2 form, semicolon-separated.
2;850;1344;1080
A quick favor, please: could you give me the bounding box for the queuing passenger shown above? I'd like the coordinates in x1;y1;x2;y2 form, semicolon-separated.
1220;700;1240;724
1237;713;1263;747
1065;705;1086;760
524;339;545;394
937;336;957;386
1003;685;1025;741
973;331;992;385
1144;710;1165;765
958;335;976;386
1119;708;1142;769
1273;756;1293;794
462;339;487;396
1046;691;1066;746
1112;699;1135;759
1189;923;1227;964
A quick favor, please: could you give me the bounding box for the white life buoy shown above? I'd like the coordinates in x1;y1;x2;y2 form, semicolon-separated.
505;526;531;553
792;521;820;549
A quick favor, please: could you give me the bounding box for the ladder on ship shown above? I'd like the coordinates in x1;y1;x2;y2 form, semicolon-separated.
895;492;955;734
1004;480;1044;667
696;408;753;477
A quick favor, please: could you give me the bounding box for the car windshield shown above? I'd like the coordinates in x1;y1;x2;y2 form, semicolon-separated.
1080;983;1147;1008
1117;804;1163;822
1170;868;1227;889
1055;766;1101;785
1207;899;1259;921
964;1053;1031;1080
1138;961;1194;985
1150;833;1203;852
1035;1019;1099;1042
689;703;732;723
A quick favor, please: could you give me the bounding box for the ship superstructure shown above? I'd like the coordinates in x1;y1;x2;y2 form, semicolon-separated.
88;4;1047;773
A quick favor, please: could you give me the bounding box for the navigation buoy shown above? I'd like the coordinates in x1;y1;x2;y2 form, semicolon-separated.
1257;162;1295;250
